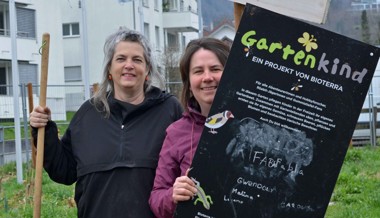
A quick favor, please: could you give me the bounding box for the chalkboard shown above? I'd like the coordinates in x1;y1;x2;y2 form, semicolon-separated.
174;4;380;218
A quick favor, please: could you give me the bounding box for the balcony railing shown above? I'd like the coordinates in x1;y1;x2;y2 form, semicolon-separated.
0;28;33;38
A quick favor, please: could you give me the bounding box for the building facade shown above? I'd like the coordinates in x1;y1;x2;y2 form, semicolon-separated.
61;0;200;109
351;0;380;11
0;0;199;119
0;0;66;120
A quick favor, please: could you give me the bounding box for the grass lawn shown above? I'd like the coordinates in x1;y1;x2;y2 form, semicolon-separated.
324;146;380;218
0;146;379;217
0;164;76;218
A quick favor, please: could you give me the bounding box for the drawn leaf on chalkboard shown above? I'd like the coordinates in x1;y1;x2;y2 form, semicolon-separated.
298;32;318;52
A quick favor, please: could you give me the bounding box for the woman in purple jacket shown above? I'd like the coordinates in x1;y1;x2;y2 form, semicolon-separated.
149;38;230;218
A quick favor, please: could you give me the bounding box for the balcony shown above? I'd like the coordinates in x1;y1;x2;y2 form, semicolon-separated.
15;0;33;5
0;35;39;63
163;9;199;32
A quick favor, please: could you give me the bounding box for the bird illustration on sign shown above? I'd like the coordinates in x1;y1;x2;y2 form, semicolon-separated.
205;110;234;134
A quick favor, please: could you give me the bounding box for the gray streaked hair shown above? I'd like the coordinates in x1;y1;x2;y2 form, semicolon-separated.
91;27;163;118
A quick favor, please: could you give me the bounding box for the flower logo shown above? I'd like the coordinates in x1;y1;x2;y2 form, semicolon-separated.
298;32;318;52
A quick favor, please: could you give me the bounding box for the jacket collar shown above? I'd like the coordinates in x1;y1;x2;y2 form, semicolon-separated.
108;86;171;121
185;105;206;125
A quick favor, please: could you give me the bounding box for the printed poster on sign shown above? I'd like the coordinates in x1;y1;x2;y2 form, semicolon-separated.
174;3;380;218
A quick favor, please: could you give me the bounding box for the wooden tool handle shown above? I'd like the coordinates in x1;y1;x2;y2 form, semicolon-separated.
27;83;36;168
33;33;50;218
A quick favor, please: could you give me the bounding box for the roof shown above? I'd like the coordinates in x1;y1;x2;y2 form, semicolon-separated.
203;19;236;41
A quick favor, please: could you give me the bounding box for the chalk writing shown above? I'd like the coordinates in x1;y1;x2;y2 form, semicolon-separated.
195;212;215;218
223;195;244;204
226;118;313;189
236;177;277;193
279;201;315;212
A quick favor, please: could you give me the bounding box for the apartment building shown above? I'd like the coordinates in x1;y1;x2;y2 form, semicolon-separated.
62;0;200;109
351;0;380;11
0;0;199;119
0;0;65;120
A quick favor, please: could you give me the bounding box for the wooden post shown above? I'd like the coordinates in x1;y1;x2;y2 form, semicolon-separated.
233;2;245;31
92;83;99;95
27;83;36;168
231;0;330;24
33;33;50;218
371;106;377;146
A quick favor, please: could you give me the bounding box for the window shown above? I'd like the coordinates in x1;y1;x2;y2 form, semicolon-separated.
167;33;178;50
16;7;36;38
154;0;159;10
142;0;149;7
63;23;80;37
64;66;82;82
180;0;184;11
0;67;6;95
0;6;5;35
0;4;8;36
168;0;178;10
0;4;35;38
19;63;37;85
155;26;160;50
0;62;37;95
181;35;186;50
144;22;150;39
19;62;38;93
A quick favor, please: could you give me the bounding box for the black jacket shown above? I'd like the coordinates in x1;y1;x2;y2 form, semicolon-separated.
34;87;183;218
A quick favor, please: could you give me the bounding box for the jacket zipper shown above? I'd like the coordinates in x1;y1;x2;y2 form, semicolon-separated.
120;121;125;159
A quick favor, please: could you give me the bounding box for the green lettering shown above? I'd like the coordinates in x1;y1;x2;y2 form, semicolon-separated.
269;42;283;53
282;45;295;60
304;54;316;68
241;30;317;70
294;50;305;65
241;31;257;47
257;38;269;50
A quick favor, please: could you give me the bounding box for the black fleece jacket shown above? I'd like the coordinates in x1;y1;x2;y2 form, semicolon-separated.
32;87;183;218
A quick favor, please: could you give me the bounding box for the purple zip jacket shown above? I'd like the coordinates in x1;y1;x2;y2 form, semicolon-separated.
149;106;205;218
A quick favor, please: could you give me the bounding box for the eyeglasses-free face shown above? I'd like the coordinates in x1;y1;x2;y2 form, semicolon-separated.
189;48;224;117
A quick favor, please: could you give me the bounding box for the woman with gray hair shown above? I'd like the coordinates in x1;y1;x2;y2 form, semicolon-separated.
29;27;183;218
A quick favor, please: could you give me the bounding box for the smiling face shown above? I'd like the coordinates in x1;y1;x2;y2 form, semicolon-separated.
189;48;224;116
109;41;148;99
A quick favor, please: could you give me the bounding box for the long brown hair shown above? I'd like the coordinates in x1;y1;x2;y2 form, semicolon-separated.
179;37;230;112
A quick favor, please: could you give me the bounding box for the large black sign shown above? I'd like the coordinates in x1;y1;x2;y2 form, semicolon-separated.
174;4;380;218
